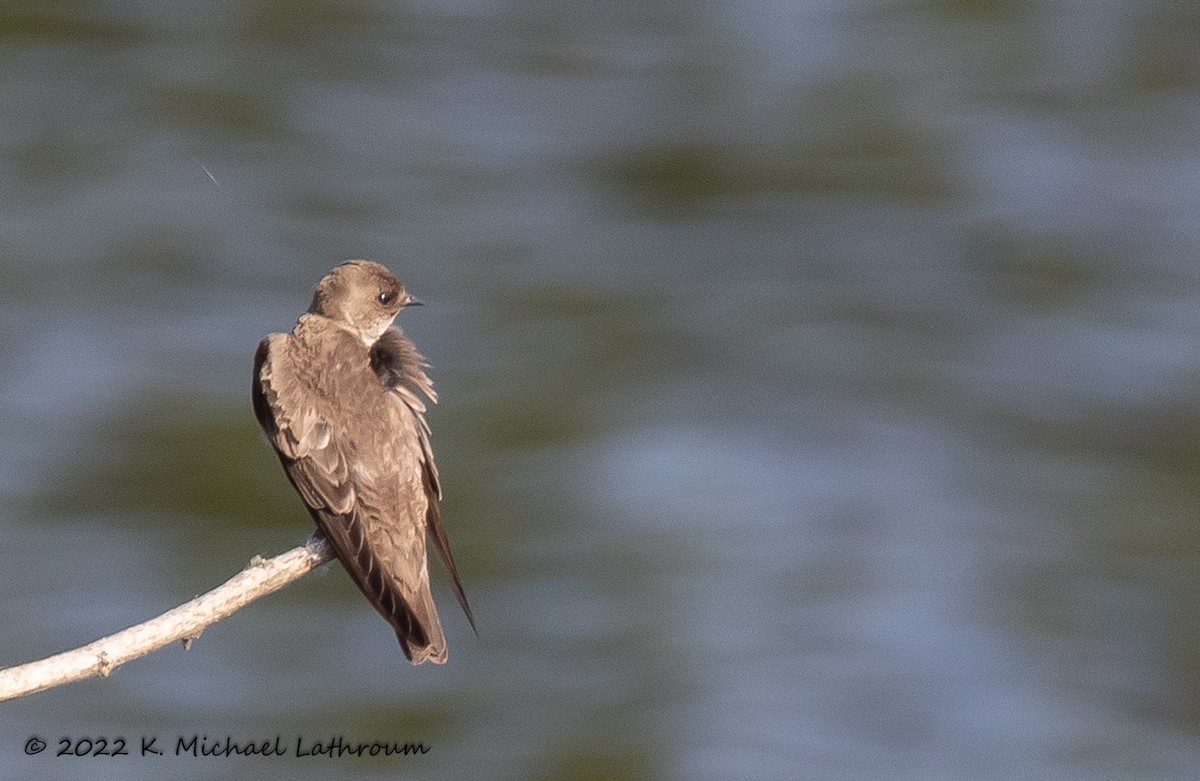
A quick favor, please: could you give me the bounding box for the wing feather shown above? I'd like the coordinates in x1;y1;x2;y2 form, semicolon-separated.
371;327;475;632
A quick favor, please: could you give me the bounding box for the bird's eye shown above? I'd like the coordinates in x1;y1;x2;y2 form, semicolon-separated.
378;291;397;306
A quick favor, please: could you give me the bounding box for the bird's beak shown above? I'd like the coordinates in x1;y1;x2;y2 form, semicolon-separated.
405;294;424;307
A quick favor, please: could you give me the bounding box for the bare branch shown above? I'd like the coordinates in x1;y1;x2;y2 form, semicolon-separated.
0;535;333;703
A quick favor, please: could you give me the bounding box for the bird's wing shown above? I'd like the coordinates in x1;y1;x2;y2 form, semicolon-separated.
371;328;476;633
253;335;355;513
253;334;448;663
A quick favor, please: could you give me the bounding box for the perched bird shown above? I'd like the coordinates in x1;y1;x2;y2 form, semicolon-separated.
252;260;473;664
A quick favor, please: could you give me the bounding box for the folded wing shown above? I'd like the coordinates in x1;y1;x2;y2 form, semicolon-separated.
253;334;450;663
371;328;476;633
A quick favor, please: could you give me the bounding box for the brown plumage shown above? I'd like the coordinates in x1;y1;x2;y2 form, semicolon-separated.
252;260;473;664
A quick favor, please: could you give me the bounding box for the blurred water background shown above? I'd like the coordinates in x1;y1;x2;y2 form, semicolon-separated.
4;1;1200;779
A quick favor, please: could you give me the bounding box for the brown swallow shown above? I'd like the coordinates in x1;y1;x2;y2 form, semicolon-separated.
252;260;474;664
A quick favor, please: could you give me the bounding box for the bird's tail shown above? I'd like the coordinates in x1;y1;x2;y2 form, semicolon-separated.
308;517;449;665
396;582;448;665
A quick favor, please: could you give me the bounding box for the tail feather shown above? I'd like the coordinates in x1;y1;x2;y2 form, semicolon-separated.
310;517;448;666
397;582;447;664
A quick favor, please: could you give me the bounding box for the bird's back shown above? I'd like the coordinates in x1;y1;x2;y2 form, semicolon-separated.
253;315;449;663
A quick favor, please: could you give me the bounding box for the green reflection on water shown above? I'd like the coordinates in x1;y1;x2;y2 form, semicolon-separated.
152;86;283;139
1123;6;1200;91
0;4;142;45
596;83;952;213
31;402;299;528
533;745;656;781
913;0;1030;19
241;0;416;48
971;228;1104;312
476;285;696;448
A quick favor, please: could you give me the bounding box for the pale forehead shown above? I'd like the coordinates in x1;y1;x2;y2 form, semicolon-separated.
331;260;401;288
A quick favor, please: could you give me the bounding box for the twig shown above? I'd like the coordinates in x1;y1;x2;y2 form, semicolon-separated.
0;535;333;703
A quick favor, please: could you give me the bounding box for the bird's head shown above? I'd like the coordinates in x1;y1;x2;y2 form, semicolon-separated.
308;260;423;345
